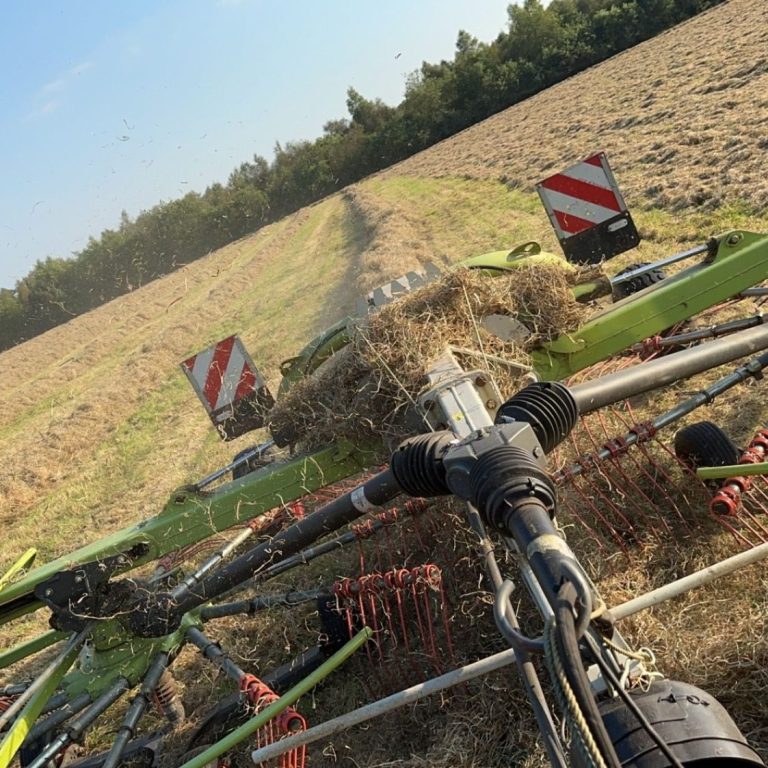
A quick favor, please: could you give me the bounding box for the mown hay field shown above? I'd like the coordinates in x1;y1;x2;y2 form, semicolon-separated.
1;0;767;764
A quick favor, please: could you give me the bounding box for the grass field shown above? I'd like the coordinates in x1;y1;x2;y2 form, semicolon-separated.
2;0;768;764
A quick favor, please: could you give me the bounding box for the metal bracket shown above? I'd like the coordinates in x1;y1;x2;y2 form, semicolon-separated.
418;350;503;437
33;545;150;630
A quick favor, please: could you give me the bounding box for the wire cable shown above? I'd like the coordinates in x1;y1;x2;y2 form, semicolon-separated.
554;583;622;768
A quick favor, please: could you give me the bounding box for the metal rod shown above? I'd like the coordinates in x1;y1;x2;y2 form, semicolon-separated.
218;502;428;603
631;314;767;352
255;507;408;582
173;519;262;596
135;468;402;635
40;692;71;715
609;242;711;286
570;325;768;414
24;679;130;768
503;535;555;622
179;628;373;768
0;626;89;732
186;627;247;684
195;439;275;490
559;351;768;484
248;648;521;765
0;683;30;697
25;692;92;742
102;654;170;768
464;504;567;768
697;462;768;480
611;542;768;621
200;589;325;621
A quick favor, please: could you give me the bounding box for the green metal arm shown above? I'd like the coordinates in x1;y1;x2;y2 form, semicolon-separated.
0;441;371;625
3;230;768;764
697;462;768;480
276;243;576;396
533;231;768;379
278;317;352;397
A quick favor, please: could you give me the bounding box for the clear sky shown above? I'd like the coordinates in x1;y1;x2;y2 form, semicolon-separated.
0;1;513;290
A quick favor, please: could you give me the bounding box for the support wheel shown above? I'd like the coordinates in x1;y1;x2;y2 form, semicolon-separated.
674;421;739;471
231;445;269;479
612;263;666;301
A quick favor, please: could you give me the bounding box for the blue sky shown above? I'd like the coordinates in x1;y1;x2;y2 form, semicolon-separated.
0;1;512;290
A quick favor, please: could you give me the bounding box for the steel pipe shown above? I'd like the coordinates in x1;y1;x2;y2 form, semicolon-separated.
570;324;768;414
612;542;768;620
249;649;520;765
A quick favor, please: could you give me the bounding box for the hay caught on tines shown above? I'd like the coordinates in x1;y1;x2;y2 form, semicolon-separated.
269;264;590;449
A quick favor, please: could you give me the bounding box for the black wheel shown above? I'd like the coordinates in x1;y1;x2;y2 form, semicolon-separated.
231;445;269;480
674;421;739;470
612;262;666;301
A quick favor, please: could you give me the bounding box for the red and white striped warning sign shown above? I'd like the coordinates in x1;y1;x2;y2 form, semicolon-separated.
181;335;273;439
536;152;639;264
537;153;628;239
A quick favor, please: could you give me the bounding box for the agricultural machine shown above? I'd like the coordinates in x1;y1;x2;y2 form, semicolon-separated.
2;154;768;768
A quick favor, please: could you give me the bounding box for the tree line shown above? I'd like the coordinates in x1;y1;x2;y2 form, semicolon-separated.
0;0;723;350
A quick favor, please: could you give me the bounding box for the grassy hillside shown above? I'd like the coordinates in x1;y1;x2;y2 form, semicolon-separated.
2;0;768;764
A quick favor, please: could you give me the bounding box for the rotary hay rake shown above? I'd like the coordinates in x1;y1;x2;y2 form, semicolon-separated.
2;226;768;768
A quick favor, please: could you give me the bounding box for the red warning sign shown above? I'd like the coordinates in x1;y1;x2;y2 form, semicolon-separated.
536;152;639;264
181;335;274;440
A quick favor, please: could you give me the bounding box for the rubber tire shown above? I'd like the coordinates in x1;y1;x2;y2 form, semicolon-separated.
612;262;666;301
674;421;739;470
231;446;262;480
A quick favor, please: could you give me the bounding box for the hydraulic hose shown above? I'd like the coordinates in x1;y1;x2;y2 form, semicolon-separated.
129;468;403;637
555;582;621;768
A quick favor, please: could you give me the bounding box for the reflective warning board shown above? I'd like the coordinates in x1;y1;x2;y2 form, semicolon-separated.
536;152;640;264
355;262;442;316
181;335;274;440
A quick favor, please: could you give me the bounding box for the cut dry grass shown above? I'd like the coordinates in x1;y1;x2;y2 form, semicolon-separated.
385;0;768;216
269;263;590;450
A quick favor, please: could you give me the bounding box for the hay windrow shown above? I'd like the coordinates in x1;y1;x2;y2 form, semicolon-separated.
269;264;592;449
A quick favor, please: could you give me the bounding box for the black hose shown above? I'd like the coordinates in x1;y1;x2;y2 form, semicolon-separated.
128;467;403;637
555;582;622;768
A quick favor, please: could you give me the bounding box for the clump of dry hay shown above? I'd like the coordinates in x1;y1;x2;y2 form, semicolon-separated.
269;264;592;450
